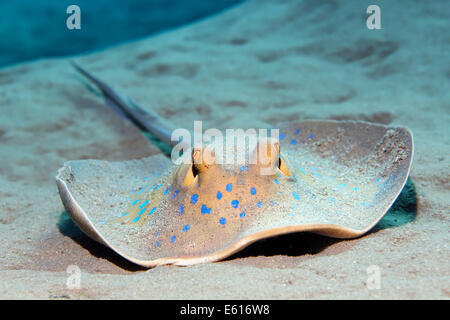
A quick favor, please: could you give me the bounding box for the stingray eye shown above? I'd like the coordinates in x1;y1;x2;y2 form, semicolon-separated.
278;152;291;176
183;149;199;186
183;148;215;186
183;163;197;186
269;141;290;176
250;139;283;176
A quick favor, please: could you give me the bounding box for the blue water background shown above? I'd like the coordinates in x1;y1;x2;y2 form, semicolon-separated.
0;0;244;67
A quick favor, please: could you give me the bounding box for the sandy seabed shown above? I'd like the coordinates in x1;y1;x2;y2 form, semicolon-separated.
0;0;448;299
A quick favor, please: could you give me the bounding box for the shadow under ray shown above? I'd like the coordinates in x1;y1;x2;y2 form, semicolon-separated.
224;232;341;261
370;178;417;232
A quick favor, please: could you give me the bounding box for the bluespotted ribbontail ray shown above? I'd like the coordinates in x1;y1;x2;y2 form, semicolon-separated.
56;63;414;267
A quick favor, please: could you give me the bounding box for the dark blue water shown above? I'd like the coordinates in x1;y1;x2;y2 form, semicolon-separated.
0;0;244;68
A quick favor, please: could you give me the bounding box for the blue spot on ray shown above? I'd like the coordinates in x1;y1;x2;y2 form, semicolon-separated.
240;212;246;218
172;189;179;199
136;186;147;195
182;225;190;232
164;186;171;195
131;199;140;206
226;183;232;192
190;194;199;204
309;133;315;139
148;207;156;215
139;200;148;209
295;128;301;135
216;191;222;200
292;191;300;200
297;166;307;175
279;133;286;140
201;204;211;214
179;204;185;216
170;235;176;243
256;201;263;208
250;187;256;195
231;200;239;208
290;139;297;145
219;217;227;225
240;165;248;172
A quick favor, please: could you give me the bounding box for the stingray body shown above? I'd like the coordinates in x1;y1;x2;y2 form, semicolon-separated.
56;64;414;267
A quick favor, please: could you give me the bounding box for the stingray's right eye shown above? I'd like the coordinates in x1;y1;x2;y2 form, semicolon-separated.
278;153;291;176
272;141;290;176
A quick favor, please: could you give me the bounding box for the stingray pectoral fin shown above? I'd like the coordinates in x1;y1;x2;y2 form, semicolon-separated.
56;172;169;267
56;171;106;246
55;154;177;267
276;120;414;238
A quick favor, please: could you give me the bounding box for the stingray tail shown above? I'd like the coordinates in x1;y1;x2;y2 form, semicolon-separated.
71;61;177;147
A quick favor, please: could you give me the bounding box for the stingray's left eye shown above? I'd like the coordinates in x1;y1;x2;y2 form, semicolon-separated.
183;163;198;186
278;153;291;176
183;148;215;186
